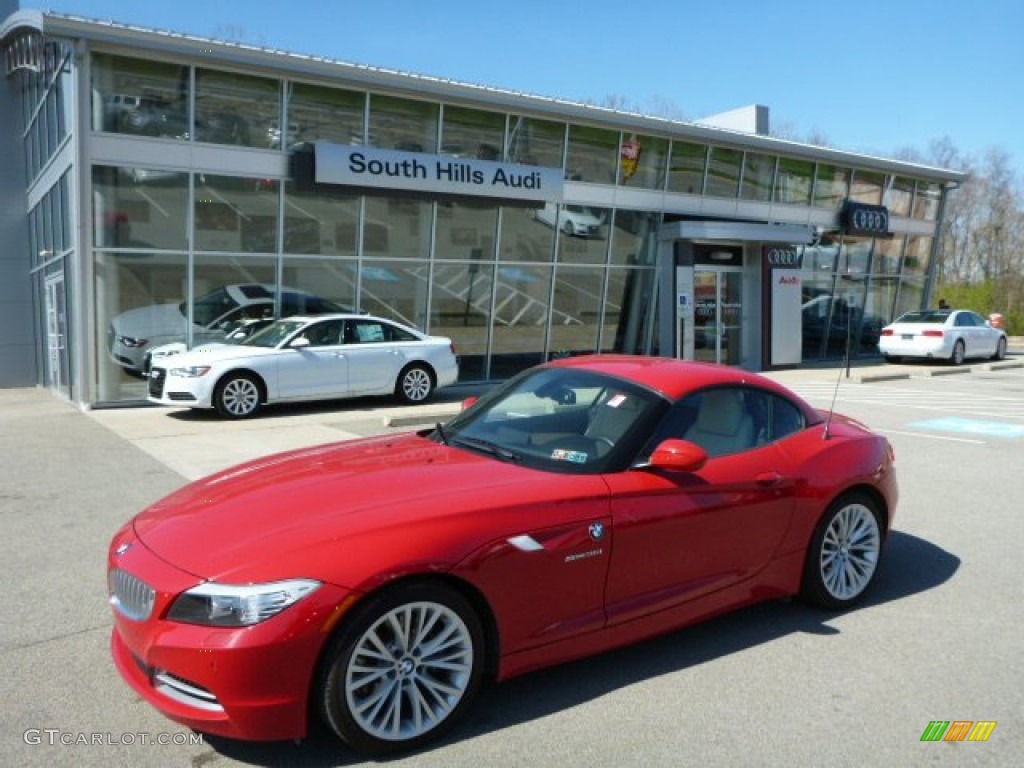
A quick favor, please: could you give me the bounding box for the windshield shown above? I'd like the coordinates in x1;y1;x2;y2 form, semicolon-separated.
439;367;667;474
242;319;307;348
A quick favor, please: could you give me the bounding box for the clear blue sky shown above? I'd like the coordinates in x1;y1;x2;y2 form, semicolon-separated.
29;0;1022;173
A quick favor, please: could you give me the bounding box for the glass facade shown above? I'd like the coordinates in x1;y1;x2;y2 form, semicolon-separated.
2;31;960;404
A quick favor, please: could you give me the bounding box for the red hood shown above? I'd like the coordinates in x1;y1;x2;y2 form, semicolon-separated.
134;432;608;584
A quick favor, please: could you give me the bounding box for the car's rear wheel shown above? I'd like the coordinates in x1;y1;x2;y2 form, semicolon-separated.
993;337;1007;361
395;364;434;404
317;582;484;756
213;373;262;418
801;492;883;609
950;339;966;365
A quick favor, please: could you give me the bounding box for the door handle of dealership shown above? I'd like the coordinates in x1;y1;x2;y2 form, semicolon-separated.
755;472;784;487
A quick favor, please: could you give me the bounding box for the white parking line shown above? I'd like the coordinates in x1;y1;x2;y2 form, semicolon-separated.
877;428;985;444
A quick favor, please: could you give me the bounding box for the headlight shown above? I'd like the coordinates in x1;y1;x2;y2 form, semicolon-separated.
117;335;148;348
169;365;211;378
167;579;320;626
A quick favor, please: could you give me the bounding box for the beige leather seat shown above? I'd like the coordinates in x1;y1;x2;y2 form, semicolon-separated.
684;389;754;457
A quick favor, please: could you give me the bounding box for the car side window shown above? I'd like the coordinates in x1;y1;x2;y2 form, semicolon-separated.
348;320;387;344
303;319;345;347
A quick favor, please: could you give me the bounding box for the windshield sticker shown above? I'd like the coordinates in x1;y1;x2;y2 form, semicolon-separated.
551;448;588;463
607;394;627;408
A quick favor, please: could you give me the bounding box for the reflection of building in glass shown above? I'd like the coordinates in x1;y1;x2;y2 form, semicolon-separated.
1;11;966;406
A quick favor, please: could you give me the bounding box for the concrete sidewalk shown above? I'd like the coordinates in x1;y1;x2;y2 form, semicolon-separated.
4;353;1021;483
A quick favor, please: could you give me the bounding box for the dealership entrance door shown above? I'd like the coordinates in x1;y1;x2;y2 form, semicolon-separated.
693;267;743;365
44;274;70;397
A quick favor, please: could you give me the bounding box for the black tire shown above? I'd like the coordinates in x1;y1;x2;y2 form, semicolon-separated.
950;339;966;365
317;582;484;757
800;491;884;610
395;364;434;404
561;220;574;236
992;337;1007;361
213;372;262;418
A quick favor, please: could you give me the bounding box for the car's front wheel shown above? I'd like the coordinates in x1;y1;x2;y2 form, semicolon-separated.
395;364;434;404
950;339;966;365
317;582;484;756
801;492;883;609
993;337;1007;361
213;372;262;418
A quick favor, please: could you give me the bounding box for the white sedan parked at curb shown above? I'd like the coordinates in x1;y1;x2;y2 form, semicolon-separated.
878;308;1008;364
146;314;459;418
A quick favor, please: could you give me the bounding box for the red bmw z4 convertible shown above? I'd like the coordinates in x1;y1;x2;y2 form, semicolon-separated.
108;355;897;756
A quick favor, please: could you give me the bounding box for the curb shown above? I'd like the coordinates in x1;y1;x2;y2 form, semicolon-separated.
384;408;459;428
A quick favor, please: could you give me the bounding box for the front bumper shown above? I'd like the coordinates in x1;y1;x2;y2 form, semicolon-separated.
108;527;352;741
146;367;216;408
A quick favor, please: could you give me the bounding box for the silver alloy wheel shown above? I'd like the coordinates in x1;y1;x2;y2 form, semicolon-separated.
219;376;259;416
401;367;432;402
819;502;881;601
344;601;474;742
952;340;965;365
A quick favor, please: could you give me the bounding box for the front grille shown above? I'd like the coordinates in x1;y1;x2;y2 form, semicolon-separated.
153;670;224;712
109;568;156;621
148;368;166;397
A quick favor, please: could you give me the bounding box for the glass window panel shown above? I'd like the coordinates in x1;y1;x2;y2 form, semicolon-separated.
740;152;775;201
667;140;707;195
192;256;279;343
499;205;555;262
361;195;433;258
609;209;658;266
556;205;610;264
283;182;359;255
894;276;924;317
429;261;493;381
566;124;618;184
280;256;358;314
912;181;942;220
195;68;279;147
849;170;884;205
367;94;439;152
91;53;189;139
506;115;565;168
705;147;742;198
865;277;897;333
549;265;602;358
489;263;552;378
286;82;364;148
95;250;188;401
901;235;932;277
441;105;505;160
838;237;872;277
884;176;913;217
195;175;280;253
602;267;656;354
434;200;497;261
93;165;188;250
618;133;668;190
774;157;813;205
872;235;903;275
813;164;850;208
359;258;430;330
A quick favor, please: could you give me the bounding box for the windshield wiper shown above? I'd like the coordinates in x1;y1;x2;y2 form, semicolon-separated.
434;421;449;446
451;436;522;462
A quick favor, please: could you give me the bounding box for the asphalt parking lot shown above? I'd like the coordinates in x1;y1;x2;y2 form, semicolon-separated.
2;353;1022;767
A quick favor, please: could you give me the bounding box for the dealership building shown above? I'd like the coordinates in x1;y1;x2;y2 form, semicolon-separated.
1;6;967;408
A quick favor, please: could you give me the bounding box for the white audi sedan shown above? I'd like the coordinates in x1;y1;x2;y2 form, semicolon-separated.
878;308;1008;364
147;314;458;418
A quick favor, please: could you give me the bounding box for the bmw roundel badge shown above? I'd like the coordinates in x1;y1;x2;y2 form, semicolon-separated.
589;522;605;541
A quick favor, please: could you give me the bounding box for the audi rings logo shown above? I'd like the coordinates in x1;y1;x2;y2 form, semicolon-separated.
842;202;890;235
852;208;889;232
765;247;802;268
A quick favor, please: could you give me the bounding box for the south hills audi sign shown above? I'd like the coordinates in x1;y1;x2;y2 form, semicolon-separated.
311;141;563;203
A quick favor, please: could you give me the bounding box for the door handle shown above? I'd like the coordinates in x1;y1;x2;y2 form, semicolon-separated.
755;471;784;487
333;352;345;358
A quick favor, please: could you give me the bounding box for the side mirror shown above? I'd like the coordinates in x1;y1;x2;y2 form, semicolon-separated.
646;439;707;472
290;336;311;349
